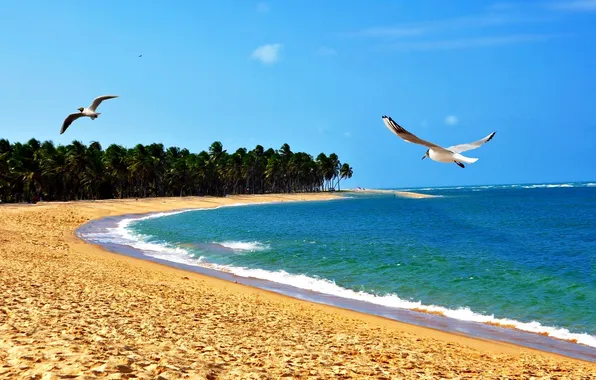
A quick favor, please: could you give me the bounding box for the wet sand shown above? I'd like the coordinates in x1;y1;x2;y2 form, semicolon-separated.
1;194;594;379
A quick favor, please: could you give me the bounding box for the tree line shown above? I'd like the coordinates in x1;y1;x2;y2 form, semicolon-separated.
0;138;353;203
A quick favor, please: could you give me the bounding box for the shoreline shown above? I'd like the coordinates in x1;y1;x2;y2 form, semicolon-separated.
1;194;595;377
77;201;596;362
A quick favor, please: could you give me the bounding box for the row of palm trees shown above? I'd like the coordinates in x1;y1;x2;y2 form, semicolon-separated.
0;138;353;203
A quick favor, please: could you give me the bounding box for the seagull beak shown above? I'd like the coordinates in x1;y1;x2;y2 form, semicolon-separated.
421;155;426;160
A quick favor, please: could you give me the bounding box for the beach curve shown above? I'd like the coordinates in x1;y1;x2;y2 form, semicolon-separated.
1;194;595;378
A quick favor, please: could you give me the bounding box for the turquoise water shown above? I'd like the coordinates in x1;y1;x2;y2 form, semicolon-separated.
125;182;596;346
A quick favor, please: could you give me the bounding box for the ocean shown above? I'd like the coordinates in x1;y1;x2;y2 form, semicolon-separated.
78;182;596;359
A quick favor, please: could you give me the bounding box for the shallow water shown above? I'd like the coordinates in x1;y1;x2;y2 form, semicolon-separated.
78;182;596;359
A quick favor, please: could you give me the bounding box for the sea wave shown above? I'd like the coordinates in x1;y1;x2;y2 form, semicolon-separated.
521;183;574;189
86;198;341;259
81;213;596;349
196;265;596;348
217;241;270;252
91;209;199;265
397;182;594;192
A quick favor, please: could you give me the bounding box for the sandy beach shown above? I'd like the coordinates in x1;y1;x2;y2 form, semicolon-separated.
1;194;594;379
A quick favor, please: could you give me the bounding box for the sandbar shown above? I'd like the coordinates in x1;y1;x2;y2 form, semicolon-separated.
347;188;438;198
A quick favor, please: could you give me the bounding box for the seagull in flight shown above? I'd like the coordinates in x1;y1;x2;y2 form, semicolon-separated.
382;115;496;168
60;95;119;134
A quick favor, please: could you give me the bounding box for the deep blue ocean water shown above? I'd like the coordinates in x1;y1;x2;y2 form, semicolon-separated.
119;182;596;347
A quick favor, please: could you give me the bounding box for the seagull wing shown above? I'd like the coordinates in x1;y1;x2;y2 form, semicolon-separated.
446;131;496;153
382;116;441;149
88;95;119;112
60;113;85;134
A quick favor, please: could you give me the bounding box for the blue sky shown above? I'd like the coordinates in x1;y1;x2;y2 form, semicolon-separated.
1;0;595;188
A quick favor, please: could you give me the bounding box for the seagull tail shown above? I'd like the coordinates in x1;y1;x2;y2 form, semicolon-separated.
453;153;478;164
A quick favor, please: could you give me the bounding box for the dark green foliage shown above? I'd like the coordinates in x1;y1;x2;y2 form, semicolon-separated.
0;139;353;203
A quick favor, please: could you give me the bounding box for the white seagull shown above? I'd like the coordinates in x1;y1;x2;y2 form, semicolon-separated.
60;95;119;134
382;115;496;168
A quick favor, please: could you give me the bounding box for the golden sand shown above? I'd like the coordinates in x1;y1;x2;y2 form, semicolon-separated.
1;194;594;379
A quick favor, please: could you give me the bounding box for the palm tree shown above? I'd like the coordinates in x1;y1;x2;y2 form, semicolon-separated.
337;163;353;191
0;139;11;201
104;144;129;198
265;155;282;192
37;140;60;200
85;142;104;199
328;153;340;190
66;141;91;200
128;144;156;197
0;138;353;203
316;153;330;191
147;143;166;196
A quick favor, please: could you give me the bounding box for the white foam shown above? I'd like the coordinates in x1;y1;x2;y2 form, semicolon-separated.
83;209;201;266
395;183;595;192
81;200;596;349
217;241;270;252
521;184;572;189
546;183;572;188
200;264;596;347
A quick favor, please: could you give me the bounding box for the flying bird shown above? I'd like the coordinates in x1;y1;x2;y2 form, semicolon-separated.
138;54;142;57
60;95;119;134
382;115;496;168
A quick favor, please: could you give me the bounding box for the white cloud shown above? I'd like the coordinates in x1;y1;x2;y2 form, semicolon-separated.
251;43;282;65
548;0;596;11
344;131;352;138
317;46;337;56
256;2;269;13
445;115;458;125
